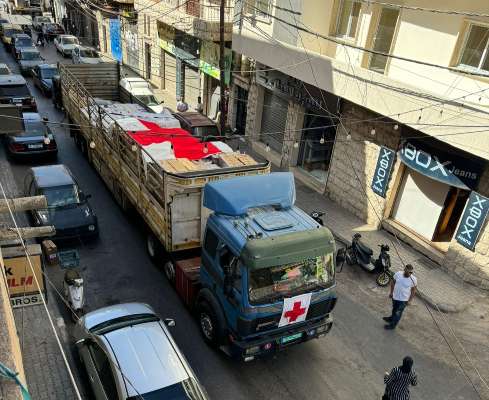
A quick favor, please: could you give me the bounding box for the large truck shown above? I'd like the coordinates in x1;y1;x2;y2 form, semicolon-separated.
59;63;339;360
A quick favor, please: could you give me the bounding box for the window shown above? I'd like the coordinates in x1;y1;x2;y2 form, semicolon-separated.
88;344;118;399
458;24;489;73
204;229;219;258
244;0;272;18
368;7;399;73
335;0;361;39
144;15;151;36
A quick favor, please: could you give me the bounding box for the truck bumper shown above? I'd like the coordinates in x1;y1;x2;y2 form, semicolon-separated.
226;315;333;362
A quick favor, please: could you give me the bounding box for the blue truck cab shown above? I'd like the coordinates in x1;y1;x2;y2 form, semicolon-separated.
193;172;338;361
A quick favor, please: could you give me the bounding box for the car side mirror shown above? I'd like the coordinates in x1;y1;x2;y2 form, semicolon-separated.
164;318;175;327
74;338;90;346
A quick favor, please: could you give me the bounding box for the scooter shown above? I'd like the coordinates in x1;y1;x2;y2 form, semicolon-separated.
345;233;392;286
63;269;85;322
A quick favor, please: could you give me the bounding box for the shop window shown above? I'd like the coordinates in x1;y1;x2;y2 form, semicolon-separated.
335;0;361;39
296;114;336;184
368;7;399;74
457;24;489;73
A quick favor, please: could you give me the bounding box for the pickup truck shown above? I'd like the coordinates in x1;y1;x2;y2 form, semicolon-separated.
59;63;338;360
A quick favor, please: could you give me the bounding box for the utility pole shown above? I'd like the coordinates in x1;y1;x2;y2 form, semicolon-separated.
219;0;226;134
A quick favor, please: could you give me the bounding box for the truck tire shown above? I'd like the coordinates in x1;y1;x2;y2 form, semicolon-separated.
146;233;162;261
197;300;226;347
163;260;175;284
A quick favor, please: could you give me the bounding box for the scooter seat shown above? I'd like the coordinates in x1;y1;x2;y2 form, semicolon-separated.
357;240;373;256
64;269;81;284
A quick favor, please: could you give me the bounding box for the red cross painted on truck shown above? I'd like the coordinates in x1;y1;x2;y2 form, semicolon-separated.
284;301;307;322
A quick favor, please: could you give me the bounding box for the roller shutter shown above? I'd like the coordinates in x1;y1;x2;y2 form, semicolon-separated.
184;63;200;111
261;90;288;153
164;51;177;99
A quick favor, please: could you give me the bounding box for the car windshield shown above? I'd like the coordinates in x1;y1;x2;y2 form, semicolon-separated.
0;84;30;97
23;119;48;136
16;38;31;47
43;185;79;207
21;51;40;60
127;379;208;400
135;94;159;106
193;126;219;138
5;28;22;36
248;254;335;305
62;37;77;44
80;49;98;57
40;67;56;79
37;17;50;22
0;66;10;74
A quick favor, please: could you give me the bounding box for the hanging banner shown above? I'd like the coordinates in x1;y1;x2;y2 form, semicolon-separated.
455;192;489;251
109;18;122;62
399;141;482;190
371;146;395;198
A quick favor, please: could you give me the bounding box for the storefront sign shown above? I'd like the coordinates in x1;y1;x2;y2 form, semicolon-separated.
371;146;395;198
199;40;231;84
11;293;43;308
399;141;481;190
455;192;489;251
256;64;337;112
109;18;122;62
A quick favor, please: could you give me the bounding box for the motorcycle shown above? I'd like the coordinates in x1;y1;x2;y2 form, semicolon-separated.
63;269;85;322
345;233;392;286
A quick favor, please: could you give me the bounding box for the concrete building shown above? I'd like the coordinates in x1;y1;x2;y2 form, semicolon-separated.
232;0;489;289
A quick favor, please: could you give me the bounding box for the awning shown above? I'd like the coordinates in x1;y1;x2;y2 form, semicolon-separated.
398;141;483;190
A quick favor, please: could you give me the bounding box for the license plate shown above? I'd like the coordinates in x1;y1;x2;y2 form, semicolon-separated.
12;98;22;104
280;332;302;344
28;144;43;149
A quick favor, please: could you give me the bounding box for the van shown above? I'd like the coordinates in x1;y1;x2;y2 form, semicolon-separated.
119;77;164;113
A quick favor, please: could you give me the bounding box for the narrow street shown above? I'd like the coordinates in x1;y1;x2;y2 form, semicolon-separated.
0;37;486;400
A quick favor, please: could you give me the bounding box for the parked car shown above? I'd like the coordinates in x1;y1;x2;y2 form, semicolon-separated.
32;63;57;96
0;74;36;110
42;22;64;40
54;34;78;57
2;24;23;50
174;112;220;139
74;303;209;400
17;47;43;75
4;112;57;160
24;165;99;241
119;77;164;113
0;62;11;75
32;15;52;31
72;45;102;64
11;33;33;59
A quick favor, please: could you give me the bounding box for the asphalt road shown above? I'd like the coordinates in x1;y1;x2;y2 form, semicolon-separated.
0;38;482;400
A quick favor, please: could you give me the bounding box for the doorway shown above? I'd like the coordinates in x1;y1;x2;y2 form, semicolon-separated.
368;7;399;73
145;43;151;80
235;86;248;135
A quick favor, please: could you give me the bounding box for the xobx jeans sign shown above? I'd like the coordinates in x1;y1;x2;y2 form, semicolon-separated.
455;192;489;251
371;146;395;198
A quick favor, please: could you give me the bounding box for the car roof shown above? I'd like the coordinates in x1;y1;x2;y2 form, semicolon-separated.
82;302;156;330
103;321;190;397
31;165;74;187
0;74;26;85
38;63;56;69
175;112;216;127
19;47;38;53
23;112;41;121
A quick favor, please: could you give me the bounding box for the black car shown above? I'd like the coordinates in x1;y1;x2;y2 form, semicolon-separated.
24;165;99;241
11;33;33;59
42;22;64;40
0;74;37;110
4;112;57;160
32;63;57;96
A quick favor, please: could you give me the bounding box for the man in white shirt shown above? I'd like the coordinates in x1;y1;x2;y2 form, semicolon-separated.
384;264;417;330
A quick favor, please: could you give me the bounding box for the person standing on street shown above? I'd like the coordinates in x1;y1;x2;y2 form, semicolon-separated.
384;264;417;330
383;356;418;400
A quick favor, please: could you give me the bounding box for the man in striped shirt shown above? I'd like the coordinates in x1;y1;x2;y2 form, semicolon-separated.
384;356;418;400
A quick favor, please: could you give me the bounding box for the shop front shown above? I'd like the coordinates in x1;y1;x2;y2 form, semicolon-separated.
389;140;484;248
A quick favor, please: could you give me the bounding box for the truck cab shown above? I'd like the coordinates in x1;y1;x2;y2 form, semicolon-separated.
195;173;337;361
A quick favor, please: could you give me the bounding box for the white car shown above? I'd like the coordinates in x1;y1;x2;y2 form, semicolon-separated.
120;77;164;113
71;45;102;64
32;15;52;31
54;35;79;57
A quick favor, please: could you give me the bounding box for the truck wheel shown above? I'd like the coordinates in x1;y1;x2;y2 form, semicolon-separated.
198;301;226;347
146;233;161;261
163;261;175;284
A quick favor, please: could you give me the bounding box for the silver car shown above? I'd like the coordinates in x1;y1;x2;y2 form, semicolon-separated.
74;303;209;400
17;47;44;76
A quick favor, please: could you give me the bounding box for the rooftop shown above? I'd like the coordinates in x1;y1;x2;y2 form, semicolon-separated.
31;165;74;187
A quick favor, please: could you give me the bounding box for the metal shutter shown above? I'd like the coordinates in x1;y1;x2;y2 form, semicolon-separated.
261;90;288;153
164;51;177;99
184;63;200;111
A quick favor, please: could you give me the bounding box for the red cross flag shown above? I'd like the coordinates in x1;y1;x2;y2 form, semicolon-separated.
278;293;312;327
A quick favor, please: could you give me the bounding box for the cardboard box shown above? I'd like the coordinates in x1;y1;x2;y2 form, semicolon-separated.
218;153;257;168
41;240;58;265
160;158;199;173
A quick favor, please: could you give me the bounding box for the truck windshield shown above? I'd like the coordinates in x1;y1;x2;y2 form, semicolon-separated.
248;254;334;305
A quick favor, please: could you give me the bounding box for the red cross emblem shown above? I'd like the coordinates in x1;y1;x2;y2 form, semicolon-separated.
284;301;307;322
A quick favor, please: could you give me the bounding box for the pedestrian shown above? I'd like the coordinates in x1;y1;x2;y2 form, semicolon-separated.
383;356;417;400
37;28;45;47
195;96;204;113
176;97;189;112
384;264;417;330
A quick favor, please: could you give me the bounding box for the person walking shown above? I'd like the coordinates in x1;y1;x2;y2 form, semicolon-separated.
383;356;418;400
384;264;417;330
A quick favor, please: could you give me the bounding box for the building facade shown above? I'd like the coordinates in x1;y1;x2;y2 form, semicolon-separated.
232;0;489;289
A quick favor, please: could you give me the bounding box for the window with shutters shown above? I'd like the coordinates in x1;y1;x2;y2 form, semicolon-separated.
335;0;361;39
368;7;399;74
457;24;489;74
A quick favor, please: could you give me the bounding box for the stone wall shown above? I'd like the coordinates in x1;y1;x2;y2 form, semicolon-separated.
444;165;489;290
326;103;401;226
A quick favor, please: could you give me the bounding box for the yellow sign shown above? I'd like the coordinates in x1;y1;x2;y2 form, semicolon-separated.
3;254;44;297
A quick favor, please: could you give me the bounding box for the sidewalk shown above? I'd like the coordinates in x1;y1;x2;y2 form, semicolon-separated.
294;182;486;313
